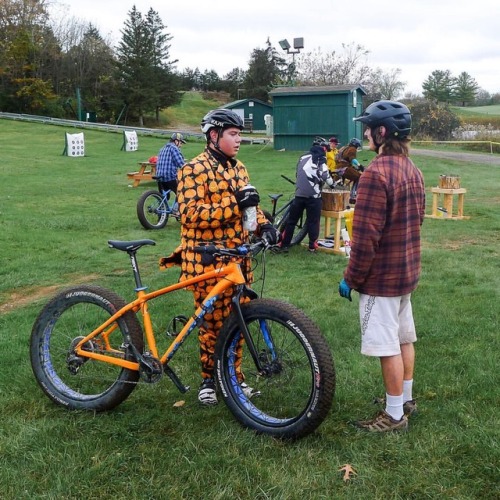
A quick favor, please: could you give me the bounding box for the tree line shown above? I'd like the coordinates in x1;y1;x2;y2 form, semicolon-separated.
1;0;497;126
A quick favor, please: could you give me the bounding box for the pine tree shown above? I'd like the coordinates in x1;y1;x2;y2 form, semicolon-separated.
422;70;454;104
453;72;479;107
244;38;286;102
115;6;179;126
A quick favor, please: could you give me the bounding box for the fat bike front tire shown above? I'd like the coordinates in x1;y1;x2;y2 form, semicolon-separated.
215;298;335;440
137;190;169;230
30;285;144;411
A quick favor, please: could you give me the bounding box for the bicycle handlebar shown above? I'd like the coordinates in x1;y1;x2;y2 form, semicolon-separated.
280;174;296;186
193;239;267;259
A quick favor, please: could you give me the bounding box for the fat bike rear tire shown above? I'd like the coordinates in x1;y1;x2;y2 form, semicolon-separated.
277;211;308;247
215;298;335;440
30;285;144;411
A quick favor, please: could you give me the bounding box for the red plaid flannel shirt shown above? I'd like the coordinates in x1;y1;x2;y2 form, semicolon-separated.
344;154;425;297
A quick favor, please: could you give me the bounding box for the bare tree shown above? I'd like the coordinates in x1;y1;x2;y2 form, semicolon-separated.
367;68;406;100
295;43;374;87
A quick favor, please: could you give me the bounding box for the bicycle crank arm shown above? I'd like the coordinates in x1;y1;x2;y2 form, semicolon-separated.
163;364;190;393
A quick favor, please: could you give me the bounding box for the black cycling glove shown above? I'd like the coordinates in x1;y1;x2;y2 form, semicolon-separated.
235;184;260;210
259;223;281;245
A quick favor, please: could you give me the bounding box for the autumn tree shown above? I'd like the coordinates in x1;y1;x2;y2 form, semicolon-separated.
452;71;479;106
410;100;461;140
367;67;406;101
0;0;60;112
243;38;287;102
13;76;56;113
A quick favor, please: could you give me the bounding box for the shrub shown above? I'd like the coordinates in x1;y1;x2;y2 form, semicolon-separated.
409;101;462;140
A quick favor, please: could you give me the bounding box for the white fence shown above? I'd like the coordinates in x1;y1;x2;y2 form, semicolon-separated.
0;112;204;140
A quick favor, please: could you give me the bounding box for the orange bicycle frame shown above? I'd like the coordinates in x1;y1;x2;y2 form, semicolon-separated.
74;260;247;370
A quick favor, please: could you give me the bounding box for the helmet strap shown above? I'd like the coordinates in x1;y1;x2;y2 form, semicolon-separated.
208;128;230;159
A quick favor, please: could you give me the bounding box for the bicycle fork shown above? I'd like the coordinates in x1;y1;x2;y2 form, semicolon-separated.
231;287;278;375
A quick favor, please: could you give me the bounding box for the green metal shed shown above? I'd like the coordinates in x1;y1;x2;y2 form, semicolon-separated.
222;99;273;133
269;84;367;151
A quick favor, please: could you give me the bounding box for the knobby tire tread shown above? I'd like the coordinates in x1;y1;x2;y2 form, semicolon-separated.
215;298;335;439
137;190;168;230
30;285;144;412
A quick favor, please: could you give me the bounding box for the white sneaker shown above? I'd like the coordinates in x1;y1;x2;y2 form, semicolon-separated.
198;379;218;406
240;382;261;398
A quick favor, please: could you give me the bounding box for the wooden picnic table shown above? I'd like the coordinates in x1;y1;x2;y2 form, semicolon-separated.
127;162;157;187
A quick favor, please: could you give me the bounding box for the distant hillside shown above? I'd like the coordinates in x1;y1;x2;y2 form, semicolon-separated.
161;91;232;131
451;104;500;127
452;104;500;116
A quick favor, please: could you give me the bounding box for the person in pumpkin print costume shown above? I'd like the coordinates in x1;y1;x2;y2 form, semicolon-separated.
159;109;279;406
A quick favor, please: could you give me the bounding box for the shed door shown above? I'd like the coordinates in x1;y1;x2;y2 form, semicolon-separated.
232;108;244;121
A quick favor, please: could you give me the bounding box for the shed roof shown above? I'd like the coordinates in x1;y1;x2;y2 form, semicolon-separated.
223;98;273;108
269;84;367;96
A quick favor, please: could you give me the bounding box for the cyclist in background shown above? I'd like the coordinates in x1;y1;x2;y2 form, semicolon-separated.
160;109;279;406
326;135;340;173
155;132;186;213
334;137;364;203
279;137;336;253
336;137;362;177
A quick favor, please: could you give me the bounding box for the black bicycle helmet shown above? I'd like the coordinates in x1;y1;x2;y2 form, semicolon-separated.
354;100;411;139
349;138;362;148
313;136;329;148
201;109;244;135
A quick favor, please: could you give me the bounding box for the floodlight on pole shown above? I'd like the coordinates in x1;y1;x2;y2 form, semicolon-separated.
278;37;303;56
278;36;304;85
293;38;304;50
279;39;291;51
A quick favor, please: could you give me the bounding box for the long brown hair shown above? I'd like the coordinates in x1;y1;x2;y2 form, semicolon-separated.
372;126;411;156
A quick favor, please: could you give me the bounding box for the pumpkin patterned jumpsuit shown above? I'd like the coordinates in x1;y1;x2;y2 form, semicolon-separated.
160;148;268;381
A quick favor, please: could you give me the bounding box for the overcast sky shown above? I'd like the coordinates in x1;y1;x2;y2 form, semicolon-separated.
51;0;500;96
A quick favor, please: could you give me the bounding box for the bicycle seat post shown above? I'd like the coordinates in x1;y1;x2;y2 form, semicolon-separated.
128;250;146;291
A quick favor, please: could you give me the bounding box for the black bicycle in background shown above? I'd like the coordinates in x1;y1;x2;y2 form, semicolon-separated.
263;174;307;247
137;174;308;244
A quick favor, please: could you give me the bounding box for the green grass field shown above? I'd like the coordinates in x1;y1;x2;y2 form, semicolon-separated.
451;104;500;131
452;104;500;116
0;119;498;498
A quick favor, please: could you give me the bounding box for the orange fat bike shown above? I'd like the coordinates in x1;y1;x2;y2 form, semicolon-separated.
30;238;335;439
